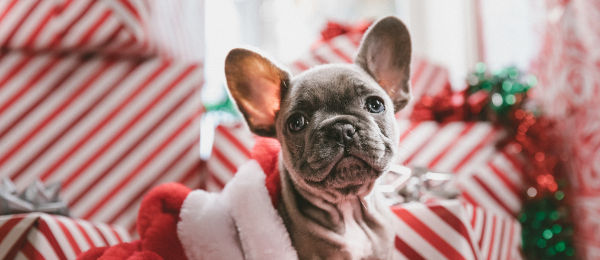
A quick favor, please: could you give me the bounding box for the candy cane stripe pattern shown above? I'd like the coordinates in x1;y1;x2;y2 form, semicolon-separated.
0;51;204;233
396;120;525;216
204;124;255;191
389;200;521;260
0;213;130;259
0;0;152;55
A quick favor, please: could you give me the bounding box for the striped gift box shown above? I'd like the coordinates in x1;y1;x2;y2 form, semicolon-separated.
396;120;525;216
390;200;522;260
204;123;255;191
0;0;152;55
458;145;526;217
0;50;204;234
0;212;130;259
396;120;502;176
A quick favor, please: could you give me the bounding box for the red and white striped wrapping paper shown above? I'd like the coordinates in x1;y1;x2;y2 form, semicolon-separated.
0;212;130;259
204;123;255;191
0;0;153;55
0;51;204;235
390;200;522;260
396;120;526;216
288;30;452;118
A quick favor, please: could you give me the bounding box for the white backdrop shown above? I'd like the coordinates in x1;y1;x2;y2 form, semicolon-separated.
202;0;545;101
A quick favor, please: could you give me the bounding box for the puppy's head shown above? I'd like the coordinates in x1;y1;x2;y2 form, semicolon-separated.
225;16;411;202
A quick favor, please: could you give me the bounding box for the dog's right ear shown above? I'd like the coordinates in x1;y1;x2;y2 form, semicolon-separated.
225;48;290;137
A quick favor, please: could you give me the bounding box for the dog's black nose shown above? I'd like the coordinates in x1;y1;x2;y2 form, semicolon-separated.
342;124;356;141
327;123;356;143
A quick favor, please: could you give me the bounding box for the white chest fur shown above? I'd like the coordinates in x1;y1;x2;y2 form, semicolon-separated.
339;201;374;259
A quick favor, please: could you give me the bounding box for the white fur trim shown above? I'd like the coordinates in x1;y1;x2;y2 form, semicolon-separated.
178;190;244;259
177;160;297;260
224;160;298;260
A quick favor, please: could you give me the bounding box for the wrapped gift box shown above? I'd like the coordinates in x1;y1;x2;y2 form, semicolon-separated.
0;0;206;236
389;200;521;260
396;120;526;216
204;123;255;191
0;212;130;259
0;0;153;55
0;50;204;234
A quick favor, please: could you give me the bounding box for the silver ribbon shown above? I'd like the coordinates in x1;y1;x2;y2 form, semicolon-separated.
0;178;69;216
377;165;460;206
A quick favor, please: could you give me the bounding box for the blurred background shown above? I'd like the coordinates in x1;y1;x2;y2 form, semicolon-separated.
0;0;598;259
202;0;545;104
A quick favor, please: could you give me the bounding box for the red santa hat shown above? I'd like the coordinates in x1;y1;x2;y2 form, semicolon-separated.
78;137;287;259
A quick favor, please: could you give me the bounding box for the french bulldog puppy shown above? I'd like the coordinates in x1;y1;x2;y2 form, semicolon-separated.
224;16;411;260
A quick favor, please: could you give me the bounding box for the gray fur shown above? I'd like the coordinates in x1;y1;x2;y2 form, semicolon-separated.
225;16;411;260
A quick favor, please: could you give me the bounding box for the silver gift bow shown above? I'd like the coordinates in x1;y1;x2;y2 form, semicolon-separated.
377;165;460;206
0;178;69;216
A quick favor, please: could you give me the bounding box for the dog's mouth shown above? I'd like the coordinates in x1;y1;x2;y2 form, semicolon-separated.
306;155;380;194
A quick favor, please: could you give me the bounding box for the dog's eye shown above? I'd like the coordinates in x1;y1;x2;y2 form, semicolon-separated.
287;114;307;132
365;97;385;113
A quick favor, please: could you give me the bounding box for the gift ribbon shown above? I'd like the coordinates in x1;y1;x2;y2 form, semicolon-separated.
0;178;69;216
377;165;460;205
320;21;372;41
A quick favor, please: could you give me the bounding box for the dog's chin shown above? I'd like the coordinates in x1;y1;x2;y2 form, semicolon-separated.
307;156;381;196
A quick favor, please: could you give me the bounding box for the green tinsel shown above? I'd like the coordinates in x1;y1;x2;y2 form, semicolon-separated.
519;192;576;259
467;63;536;118
466;64;576;259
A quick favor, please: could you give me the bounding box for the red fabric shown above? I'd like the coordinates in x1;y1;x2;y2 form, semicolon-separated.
251;137;282;207
137;183;191;259
79;139;282;259
77;241;162;260
78;183;191;259
320;21;372;41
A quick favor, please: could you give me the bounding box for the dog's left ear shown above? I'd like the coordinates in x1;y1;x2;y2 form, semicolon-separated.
225;48;290;137
355;16;412;112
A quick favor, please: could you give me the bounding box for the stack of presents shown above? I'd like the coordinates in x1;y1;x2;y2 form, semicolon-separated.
0;1;203;258
0;0;597;259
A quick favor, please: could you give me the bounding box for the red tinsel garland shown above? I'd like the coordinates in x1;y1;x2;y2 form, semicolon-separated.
409;89;568;196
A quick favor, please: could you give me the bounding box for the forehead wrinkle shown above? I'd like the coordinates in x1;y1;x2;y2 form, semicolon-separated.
288;66;385;113
348;81;370;97
289;98;314;113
